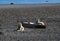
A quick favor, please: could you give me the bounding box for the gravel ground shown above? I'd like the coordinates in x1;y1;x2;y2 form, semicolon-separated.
0;4;60;41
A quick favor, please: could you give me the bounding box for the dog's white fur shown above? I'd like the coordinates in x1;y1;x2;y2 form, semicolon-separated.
36;19;45;25
17;23;24;32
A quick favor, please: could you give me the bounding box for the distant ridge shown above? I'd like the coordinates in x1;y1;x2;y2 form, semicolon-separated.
0;3;60;8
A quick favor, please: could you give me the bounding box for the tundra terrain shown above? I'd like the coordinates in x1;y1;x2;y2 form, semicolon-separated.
0;4;60;41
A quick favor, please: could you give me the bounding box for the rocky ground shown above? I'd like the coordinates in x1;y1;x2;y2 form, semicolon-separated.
0;4;60;41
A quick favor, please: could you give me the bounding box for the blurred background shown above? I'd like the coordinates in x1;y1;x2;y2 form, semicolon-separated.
0;0;60;4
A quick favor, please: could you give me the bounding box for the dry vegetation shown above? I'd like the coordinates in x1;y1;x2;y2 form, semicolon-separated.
0;5;60;41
